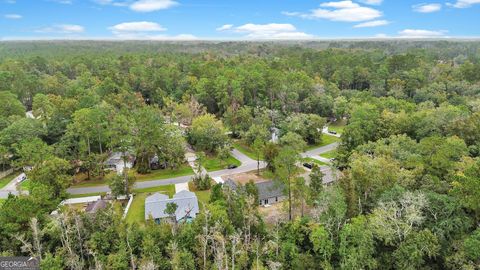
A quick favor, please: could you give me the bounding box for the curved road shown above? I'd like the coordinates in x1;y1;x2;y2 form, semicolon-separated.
0;140;339;198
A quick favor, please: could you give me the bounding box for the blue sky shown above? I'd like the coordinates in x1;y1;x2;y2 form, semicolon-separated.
1;0;479;40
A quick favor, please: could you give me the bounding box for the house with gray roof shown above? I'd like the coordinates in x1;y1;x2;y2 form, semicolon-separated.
145;190;199;223
104;152;135;175
224;179;286;206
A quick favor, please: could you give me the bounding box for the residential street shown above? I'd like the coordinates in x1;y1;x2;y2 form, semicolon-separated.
0;141;339;198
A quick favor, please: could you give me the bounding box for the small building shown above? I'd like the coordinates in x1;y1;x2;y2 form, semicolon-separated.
145;190;199;223
85;199;108;214
104;152;135;174
224;178;286;206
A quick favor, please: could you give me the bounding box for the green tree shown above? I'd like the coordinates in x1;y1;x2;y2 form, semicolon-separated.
339;216;377;270
274;147;299;220
28;157;72;199
310;225;334;269
189;114;228;154
165;202;178;222
109;114;134;194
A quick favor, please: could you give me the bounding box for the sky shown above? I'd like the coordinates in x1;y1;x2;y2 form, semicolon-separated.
1;0;480;40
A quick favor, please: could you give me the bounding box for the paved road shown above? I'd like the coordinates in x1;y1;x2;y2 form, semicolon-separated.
2;141;339;198
302;142;339;157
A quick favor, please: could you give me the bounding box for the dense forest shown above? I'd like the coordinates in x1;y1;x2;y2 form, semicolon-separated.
0;41;480;269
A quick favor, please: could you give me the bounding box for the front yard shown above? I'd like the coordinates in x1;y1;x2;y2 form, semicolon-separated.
320;150;338;159
0;172;19;189
70;163;194;188
232;141;263;160
306;134;340;150
302;157;327;166
202;154;241;171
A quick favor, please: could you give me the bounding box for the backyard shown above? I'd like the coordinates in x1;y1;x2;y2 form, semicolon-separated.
125;185;176;224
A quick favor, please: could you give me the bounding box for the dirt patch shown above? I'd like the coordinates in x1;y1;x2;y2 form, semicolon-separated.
258;203;288;224
221;170;271;185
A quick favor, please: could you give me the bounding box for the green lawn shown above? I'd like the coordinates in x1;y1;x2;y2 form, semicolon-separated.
302;157;327;166
320;150;338;159
306;134;340;150
203;154;241;171
20;179;30;190
0;172;19;189
328;119;347;134
135;164;194;182
69;192;107;198
71;164;194;188
233;141;263;160
126;184;175;224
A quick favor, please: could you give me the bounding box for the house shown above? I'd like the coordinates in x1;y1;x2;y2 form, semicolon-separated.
85;199;108;214
224;178;286;206
104;152;135;174
145;190;199;223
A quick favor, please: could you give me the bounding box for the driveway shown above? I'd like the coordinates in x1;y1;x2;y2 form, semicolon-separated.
59;141;339;197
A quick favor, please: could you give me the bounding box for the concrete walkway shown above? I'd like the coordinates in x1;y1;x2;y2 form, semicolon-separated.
175;182;189;193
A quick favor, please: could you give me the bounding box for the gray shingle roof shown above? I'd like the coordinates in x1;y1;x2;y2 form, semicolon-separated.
256;181;284;200
145;191;199;221
223;179;284;200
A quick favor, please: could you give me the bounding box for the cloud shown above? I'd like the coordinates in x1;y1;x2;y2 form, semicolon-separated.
216;24;233;31
398;29;448;38
360;0;383;5
413;3;442;13
130;0;178;12
109;21;167;32
4;14;22;19
354;20;389;28
283;1;383;22
217;23;314;39
93;0;177;11
447;0;480;8
50;0;73;4
35;24;85;34
108;21;199;39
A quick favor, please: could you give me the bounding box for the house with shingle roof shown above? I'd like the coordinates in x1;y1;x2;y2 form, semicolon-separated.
144;190;199;223
224;178;286;206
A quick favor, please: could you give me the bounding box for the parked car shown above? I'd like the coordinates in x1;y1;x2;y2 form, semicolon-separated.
303;163;314;169
227;164;238;169
329;130;338;135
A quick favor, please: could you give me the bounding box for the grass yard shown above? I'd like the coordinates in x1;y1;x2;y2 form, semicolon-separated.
306;134;340;150
320;150;338;159
188;181;212;210
126;184;176;224
20;179;30;190
203;154;241;171
328;119;347;134
0;172;19;189
71;164;194;188
69;192;107;198
135;164;194;182
233;141;263;160
302;157;327;166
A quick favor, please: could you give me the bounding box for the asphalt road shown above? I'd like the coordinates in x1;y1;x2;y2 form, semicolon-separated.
0;141;339;198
